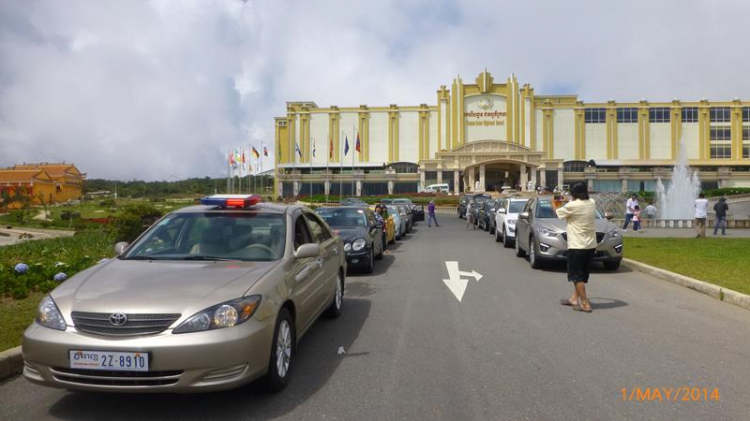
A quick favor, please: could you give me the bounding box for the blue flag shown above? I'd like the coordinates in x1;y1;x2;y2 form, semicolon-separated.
312;139;316;157
295;143;302;157
344;136;349;156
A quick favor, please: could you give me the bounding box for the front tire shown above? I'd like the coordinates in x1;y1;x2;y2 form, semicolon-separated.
503;226;513;248
267;308;294;392
364;248;374;273
494;225;502;242
529;237;544;269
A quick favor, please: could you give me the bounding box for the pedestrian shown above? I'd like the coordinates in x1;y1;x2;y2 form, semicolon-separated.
645;202;657;220
466;202;474;230
622;194;638;231
632;205;642;232
713;197;729;235
695;193;708;238
556;182;597;313
374;205;391;254
427;200;440;227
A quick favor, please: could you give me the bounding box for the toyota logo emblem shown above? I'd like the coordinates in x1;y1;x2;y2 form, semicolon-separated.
109;312;128;326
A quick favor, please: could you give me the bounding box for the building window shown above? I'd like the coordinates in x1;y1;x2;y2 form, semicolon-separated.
710;145;732;159
649;107;671;123
710;127;732;141
584;108;606;124
743;107;750;123
710;107;731;123
744;146;750;159
616;108;638;123
682;107;699;123
743;126;749;141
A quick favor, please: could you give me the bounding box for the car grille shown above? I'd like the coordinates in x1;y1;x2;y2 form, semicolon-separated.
72;312;181;336
561;232;605;243
51;367;182;387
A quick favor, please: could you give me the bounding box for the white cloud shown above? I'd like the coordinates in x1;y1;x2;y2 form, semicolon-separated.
1;0;749;180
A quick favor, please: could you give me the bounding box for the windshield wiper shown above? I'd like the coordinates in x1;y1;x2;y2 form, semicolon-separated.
181;255;236;261
123;255;160;260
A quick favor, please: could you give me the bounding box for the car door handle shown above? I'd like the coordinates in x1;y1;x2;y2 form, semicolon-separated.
332;247;338;255
315;258;324;268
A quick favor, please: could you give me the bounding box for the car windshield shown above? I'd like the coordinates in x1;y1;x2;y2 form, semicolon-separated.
509;201;527;213
123;212;286;262
535;199;605;219
393;199;412;205
317;208;368;227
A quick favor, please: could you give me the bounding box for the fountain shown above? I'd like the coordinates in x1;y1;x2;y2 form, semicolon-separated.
655;140;701;219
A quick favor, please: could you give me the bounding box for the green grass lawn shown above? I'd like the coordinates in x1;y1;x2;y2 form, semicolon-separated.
623;237;750;295
0;292;42;351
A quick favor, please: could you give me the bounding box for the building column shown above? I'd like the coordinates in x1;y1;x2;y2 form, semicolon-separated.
479;164;486;192
387;180;394;195
437;169;443;184
419;170;426;192
324;180;331;196
621;179;628;193
557;168;564;189
520;164;528;192
356;180;362;197
587;179;594;191
530;168;537;187
454;170;460;194
540;168;547;188
293;181;300;197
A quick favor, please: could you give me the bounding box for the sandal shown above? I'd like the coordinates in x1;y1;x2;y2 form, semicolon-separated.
572;305;592;313
560;299;576;307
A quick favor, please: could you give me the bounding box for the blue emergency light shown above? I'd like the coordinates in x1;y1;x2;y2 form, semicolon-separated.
200;194;262;208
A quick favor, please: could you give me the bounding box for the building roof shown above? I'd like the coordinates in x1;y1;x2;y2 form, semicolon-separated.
0;169;54;184
12;163;83;178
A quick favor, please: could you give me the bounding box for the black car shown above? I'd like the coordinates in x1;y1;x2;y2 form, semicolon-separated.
316;206;384;273
469;195;492;227
477;199;500;233
458;193;491;219
340;197;368;206
392;198;424;222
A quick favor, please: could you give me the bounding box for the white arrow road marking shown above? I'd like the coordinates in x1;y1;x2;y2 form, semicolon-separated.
442;261;483;302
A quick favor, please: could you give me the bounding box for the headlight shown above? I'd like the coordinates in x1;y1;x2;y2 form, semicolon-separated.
352;238;367;251
173;296;261;334
608;228;620;238
537;226;558;237
36;296;67;331
507;219;516;225
344;243;352;251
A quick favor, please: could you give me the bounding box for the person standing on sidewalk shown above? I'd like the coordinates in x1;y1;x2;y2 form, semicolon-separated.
622;194;638;231
427;200;440;227
632;205;642;232
694;193;708;238
466;202;474;230
713;197;729;235
556;182;597;313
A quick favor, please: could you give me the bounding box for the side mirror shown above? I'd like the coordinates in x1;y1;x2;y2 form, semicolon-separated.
114;241;129;256
295;243;320;259
518;212;529;221
604;212;614;220
497;208;507;215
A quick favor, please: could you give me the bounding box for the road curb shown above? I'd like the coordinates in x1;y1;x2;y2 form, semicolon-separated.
622;258;750;311
0;346;22;381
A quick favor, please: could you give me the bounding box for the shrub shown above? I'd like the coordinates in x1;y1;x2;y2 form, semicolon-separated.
110;204;163;243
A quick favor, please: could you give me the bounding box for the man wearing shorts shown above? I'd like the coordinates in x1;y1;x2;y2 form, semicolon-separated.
555;182;597;313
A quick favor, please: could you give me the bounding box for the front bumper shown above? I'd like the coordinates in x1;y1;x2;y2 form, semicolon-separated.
535;236;623;262
345;248;371;266
22;316;275;393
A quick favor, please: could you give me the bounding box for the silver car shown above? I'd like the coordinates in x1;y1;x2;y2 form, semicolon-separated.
23;195;346;393
514;196;623;270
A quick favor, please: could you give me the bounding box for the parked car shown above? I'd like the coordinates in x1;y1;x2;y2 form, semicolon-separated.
458;193;491;219
386;205;407;240
392;198;424;222
316;206;385;273
477;199;499;232
469;195;492;227
23;194;346;393
514;196;623;270
340;197;368;206
422;183;450;194
395;205;411;233
494;197;529;248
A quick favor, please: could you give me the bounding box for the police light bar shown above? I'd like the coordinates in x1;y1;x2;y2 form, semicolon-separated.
200;194;262;208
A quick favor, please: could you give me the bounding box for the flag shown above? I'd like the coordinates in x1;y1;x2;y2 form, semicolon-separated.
329;135;334;160
252;146;260;159
229;152;236;168
344;136;349;156
355;133;361;153
263;144;268;157
295;143;302;157
241;150;246;169
312;139;316;158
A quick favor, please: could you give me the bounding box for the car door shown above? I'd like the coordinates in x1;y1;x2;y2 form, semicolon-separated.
289;212;322;331
303;211;339;316
365;209;383;256
517;199;534;251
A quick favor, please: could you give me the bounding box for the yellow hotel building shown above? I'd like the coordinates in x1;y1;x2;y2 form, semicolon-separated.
274;70;750;197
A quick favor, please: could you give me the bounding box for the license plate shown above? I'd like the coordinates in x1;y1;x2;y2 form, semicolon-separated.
69;350;149;372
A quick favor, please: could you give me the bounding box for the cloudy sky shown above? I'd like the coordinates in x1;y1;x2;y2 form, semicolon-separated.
1;0;749;181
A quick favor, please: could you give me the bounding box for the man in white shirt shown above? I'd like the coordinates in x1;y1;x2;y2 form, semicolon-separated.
694;193;709;238
622;194;638;231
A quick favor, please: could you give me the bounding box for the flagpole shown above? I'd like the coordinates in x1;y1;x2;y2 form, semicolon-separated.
226;151;230;194
351;126;355;197
260;144;264;196
326;133;329;205
309;137;313;201
339;130;343;202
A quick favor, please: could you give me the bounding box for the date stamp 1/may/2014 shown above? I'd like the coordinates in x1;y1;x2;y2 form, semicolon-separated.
621;387;720;402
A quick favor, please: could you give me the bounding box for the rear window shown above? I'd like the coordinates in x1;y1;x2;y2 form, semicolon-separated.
317;208;368;227
123;212;286;261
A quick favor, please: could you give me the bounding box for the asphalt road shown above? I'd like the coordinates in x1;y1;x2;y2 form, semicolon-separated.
1;216;749;420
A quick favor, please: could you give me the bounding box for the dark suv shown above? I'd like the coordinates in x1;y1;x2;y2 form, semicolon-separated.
458;193;491;219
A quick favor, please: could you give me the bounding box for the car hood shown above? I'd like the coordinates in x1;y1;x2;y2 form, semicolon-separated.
51;258;278;317
535;218;617;233
331;226;369;242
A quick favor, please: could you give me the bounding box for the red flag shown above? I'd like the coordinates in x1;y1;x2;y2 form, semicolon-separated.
355;133;361;153
329;135;334;160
